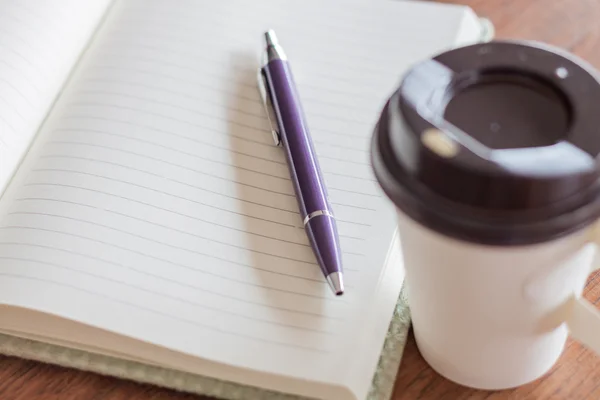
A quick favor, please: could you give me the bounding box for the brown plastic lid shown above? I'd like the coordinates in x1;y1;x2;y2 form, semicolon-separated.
371;40;600;246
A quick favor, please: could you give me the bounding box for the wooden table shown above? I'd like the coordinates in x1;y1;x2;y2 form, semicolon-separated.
2;1;600;399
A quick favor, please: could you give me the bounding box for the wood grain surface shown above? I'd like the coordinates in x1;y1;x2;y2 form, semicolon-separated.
2;1;600;399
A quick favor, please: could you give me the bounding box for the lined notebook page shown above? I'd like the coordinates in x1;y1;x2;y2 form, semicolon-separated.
0;0;475;397
0;0;111;193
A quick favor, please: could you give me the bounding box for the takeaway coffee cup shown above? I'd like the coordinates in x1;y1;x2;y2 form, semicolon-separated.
371;40;600;390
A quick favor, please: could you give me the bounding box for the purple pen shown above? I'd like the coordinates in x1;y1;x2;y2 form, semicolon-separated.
258;29;344;296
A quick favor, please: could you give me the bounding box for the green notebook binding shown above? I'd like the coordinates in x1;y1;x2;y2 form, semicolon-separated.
0;0;492;398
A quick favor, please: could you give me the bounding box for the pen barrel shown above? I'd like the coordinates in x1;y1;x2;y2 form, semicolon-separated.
264;59;343;277
264;57;343;279
263;59;332;218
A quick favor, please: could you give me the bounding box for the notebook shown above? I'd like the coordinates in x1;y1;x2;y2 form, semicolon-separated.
0;0;492;399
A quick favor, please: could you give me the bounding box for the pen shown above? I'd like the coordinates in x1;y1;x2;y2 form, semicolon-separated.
257;29;344;296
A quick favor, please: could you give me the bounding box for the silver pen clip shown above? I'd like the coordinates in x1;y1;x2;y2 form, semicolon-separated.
257;68;282;146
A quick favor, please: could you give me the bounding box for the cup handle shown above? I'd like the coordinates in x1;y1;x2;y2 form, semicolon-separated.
566;296;600;354
565;234;600;355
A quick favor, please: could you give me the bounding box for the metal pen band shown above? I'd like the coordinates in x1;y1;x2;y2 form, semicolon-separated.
303;210;334;226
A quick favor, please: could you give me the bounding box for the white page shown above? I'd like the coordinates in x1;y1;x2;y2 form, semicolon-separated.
0;0;479;398
0;0;111;194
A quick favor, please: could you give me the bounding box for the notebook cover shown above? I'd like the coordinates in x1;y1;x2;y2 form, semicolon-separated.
0;14;493;400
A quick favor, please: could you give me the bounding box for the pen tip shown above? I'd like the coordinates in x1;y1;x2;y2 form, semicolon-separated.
264;29;278;47
327;272;344;296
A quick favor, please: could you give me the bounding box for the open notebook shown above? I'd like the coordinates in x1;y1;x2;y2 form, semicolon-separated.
0;0;491;399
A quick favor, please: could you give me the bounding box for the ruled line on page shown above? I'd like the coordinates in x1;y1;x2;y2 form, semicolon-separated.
60;113;287;163
0;241;351;319
79;63;382;123
62;100;370;155
44;141;289;181
67;85;376;151
30;163;375;215
65;83;373;143
0;224;341;297
0;57;43;93
0;225;354;290
80;73;263;106
74;72;377;139
26;168;300;219
16;189;366;246
0;253;338;334
22;177;373;228
77;53;381;124
89;46;380;98
71;84;373;134
314;141;371;154
74;87;265;119
45;141;297;197
0;92;26;120
0;24;51;63
66;101;275;145
24;169;298;227
18;181;298;238
0;271;332;352
3;0;70;35
25;165;298;224
40;136;380;199
46;138;380;197
0;13;48;44
0;77;36;107
0;113;17;133
101;21;399;77
46;139;293;184
0;39;49;79
98;29;378;79
8;0;74;20
0;221;336;300
43;139;380;196
1;0;83;44
39;141;376;203
7;198;364;265
7;209;365;261
115;0;397;40
77;69;265;108
80;59;377;117
7;210;324;266
78;49;374;114
14;197;313;248
0;0;112;191
113;2;395;51
50;127;374;180
16;196;365;254
49;116;274;165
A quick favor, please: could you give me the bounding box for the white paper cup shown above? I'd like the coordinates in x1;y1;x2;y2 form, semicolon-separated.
397;209;600;389
371;40;600;389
